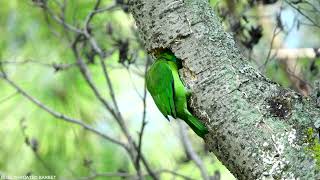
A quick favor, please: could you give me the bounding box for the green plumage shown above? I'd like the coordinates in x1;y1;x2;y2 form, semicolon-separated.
146;51;208;138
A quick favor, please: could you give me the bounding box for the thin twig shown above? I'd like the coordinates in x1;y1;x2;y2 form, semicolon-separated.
71;36;144;176
0;91;18;104
261;25;281;69
285;0;320;29
72;168;195;180
43;5;82;34
178;121;209;180
20;118;56;175
74;172;134;180
1;59;77;71
0;73;127;150
155;169;196;180
135;57;151;179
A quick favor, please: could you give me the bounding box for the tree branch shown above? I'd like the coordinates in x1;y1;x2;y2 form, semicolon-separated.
0;72;127;150
179;121;209;180
130;0;320;178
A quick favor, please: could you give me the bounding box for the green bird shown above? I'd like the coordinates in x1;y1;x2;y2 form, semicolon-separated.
146;50;208;138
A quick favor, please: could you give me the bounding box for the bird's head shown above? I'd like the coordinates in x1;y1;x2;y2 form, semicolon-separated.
157;50;177;62
154;49;182;68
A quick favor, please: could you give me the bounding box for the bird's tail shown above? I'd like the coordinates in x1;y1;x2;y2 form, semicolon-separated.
183;111;208;138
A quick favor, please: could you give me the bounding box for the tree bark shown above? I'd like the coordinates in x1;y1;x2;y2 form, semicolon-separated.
129;0;320;179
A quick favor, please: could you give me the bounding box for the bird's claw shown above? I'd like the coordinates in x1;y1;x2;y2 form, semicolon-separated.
186;89;192;99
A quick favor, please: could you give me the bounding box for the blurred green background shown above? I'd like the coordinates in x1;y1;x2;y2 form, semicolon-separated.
0;0;320;179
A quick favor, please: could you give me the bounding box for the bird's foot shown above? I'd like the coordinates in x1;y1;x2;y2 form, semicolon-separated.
185;89;192;99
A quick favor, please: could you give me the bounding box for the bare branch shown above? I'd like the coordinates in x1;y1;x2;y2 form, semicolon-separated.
74;172;134;180
0;91;18;104
43;5;82;34
155;169;196;180
260;24;281;69
72;169;195;180
1;59;77;72
20;118;56;175
178;122;209;180
285;0;320;29
135;57;151;179
0;73;127;150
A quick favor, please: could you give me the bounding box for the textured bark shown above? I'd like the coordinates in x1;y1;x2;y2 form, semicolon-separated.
129;0;320;179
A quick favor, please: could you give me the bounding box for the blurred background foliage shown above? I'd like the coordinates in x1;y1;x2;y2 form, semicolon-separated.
0;0;319;179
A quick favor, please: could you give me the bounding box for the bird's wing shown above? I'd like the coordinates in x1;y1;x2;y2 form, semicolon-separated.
146;60;177;119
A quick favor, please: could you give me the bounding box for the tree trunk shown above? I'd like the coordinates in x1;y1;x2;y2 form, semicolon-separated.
129;0;320;179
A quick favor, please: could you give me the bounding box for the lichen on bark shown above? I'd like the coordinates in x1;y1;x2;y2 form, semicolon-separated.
306;128;320;169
